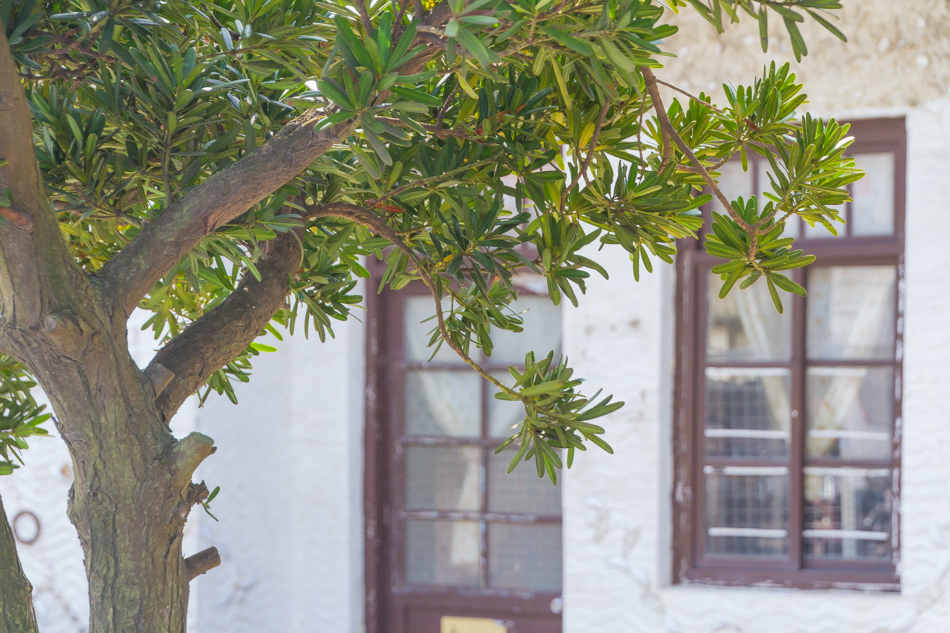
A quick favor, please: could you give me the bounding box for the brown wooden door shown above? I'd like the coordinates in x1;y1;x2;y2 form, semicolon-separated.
366;284;563;633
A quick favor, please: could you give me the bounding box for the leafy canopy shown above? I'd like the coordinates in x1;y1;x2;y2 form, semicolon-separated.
1;0;857;481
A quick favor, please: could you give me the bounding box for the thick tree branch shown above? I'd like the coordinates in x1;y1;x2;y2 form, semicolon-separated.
146;229;303;422
98;5;454;319
171;432;216;489
97;117;353;318
185;547;221;581
0;29;88;328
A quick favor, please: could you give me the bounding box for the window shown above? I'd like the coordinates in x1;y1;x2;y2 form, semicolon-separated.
366;284;564;633
672;118;905;589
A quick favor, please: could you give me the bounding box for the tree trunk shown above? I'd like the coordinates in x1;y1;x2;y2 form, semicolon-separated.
0;491;39;633
6;314;214;633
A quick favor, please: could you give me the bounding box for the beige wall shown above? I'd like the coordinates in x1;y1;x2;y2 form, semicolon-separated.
658;1;950;114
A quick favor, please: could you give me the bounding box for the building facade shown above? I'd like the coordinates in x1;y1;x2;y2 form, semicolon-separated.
3;3;950;632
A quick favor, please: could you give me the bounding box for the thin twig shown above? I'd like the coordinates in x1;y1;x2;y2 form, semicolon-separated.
560;100;610;212
655;78;759;132
304;202;510;395
643;72;672;169
436;84;459;128
391;0;411;41
642;67;757;259
375;115;485;142
366;153;503;208
355;0;374;35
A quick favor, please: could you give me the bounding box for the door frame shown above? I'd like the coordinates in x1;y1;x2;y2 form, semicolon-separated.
364;270;562;633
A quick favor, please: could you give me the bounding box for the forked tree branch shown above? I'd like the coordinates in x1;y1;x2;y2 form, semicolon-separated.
97;117;354;318
146;228;303;422
98;4;454;319
642;68;754;233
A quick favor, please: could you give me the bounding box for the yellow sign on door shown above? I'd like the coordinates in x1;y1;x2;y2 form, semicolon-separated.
440;616;508;633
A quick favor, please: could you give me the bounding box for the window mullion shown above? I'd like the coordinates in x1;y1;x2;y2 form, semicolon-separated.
788;267;807;571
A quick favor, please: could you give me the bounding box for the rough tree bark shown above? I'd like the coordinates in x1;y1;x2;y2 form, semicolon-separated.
0;27;216;633
0;492;39;633
0;5;452;630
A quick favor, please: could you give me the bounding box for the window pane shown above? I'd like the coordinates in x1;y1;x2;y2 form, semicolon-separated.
406;446;481;511
704;467;789;558
405;370;480;437
851;153;895;237
756;160;799;239
806;367;894;460
707;273;792;362
802;218;846;240
406;520;480;586
807;266;896;360
719;160;754;201
804;468;892;562
488;523;561;591
488;296;561;365
704;369;790;459
488;371;523;438
488;449;561;515
404;296;465;364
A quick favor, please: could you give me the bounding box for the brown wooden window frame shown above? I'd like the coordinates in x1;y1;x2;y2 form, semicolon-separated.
364;278;564;633
672;118;906;591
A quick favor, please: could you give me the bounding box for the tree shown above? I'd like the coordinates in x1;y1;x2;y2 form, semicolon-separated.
0;0;857;630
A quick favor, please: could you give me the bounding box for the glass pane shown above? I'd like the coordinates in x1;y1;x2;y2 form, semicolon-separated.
704;369;790;459
488;296;561;365
704;467;789;558
406;446;481;511
806;367;894;460
488;523;561;591
718;160;753;201
802;217;845;240
404;296;465;364
488;449;561;515
707;272;792;362
488;371;523;438
804;468;892;562
756;160;799;239
405;370;480;437
807;266;896;360
406;520;480;586
851;153;895;237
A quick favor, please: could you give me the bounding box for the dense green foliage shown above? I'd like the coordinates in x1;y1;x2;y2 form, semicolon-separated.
1;0;856;481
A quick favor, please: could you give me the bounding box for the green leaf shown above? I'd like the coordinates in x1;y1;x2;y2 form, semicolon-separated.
540;26;593;56
318;79;354;110
456;27;495;67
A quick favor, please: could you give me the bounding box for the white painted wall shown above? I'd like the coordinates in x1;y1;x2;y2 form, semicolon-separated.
189;302;366;633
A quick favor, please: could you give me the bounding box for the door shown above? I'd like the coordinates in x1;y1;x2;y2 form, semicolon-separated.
366;284;564;633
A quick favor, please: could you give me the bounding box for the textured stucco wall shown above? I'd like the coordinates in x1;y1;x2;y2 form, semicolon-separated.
658;1;950;114
189;303;366;633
